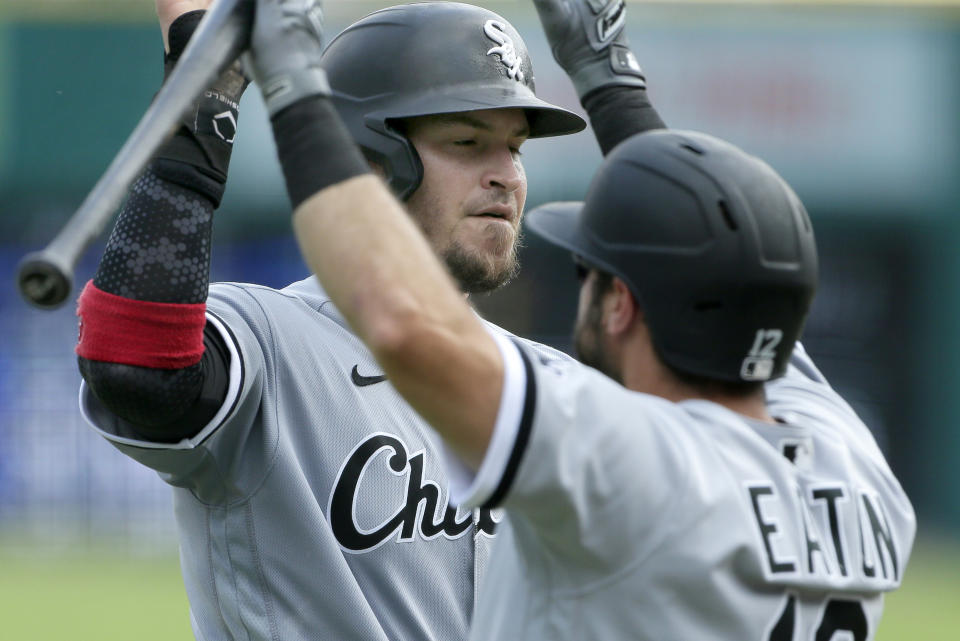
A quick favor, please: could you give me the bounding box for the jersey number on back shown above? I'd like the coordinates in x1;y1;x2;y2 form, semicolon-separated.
768;595;868;641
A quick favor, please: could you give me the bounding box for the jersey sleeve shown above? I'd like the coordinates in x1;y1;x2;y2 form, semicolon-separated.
781;342;830;385
766;342;866;425
442;328;532;507
767;342;903;483
444;334;690;568
78;284;272;496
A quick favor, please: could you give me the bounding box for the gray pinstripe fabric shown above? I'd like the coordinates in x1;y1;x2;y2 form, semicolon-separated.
80;276;571;641
469;345;916;640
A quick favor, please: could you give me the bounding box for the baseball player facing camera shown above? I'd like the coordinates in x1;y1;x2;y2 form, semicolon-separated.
74;1;667;640
241;1;913;640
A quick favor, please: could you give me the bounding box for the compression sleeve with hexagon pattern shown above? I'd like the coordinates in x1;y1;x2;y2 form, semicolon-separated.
76;166;230;442
76;12;244;442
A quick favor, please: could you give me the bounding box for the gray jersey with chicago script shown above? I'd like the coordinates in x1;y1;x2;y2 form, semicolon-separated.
79;277;569;641
459;344;916;641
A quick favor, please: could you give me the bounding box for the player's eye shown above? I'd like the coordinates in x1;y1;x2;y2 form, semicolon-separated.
573;255;591;283
453;139;477;147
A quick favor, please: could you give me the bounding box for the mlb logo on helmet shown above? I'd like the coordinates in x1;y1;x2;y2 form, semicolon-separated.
740;356;775;381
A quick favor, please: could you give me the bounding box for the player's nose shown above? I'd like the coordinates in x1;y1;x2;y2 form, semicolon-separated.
482;147;524;193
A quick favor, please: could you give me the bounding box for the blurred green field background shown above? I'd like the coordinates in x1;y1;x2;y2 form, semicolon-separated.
0;545;192;641
880;536;960;640
0;2;958;640
1;535;957;640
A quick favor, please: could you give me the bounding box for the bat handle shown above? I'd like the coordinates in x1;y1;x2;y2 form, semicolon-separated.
17;249;75;310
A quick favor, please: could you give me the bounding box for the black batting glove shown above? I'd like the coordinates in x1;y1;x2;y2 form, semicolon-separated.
154;10;250;203
532;0;646;101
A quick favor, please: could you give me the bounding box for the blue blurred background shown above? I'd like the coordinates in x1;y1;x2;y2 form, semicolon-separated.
1;0;957;557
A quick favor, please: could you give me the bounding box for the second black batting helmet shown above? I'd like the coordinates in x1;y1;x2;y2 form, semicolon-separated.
321;2;586;200
526;130;818;383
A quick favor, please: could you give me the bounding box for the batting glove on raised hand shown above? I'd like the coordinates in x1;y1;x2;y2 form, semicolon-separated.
245;0;330;116
156;9;250;201
532;0;646;99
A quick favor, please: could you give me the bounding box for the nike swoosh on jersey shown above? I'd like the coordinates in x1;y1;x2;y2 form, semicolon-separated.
351;365;387;387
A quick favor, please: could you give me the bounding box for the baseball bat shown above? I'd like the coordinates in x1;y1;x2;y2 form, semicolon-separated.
17;0;253;309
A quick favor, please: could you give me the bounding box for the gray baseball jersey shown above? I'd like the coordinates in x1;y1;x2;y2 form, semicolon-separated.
79;277;568;641
448;337;916;641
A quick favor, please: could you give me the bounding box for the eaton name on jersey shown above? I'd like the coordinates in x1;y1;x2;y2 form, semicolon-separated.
747;480;901;589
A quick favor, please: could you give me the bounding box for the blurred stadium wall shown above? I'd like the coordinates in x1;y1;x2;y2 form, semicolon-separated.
0;1;958;553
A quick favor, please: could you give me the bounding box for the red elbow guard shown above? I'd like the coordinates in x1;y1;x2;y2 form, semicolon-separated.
76;281;207;369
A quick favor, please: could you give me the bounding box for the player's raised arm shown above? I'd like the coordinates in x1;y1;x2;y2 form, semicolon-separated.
77;1;248;441
532;0;666;154
247;0;505;468
157;0;209;51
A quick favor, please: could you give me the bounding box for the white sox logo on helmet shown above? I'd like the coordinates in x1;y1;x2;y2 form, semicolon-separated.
484;20;524;82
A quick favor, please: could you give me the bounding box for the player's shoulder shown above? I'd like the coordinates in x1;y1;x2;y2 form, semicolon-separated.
765;345;893;463
482;321;575;365
209;280;294;308
481;321;688;423
207;276;356;350
766;344;854;419
208;277;335;318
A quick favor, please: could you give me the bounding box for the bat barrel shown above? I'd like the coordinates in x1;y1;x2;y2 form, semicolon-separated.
15;0;252;310
17;250;75;309
16;204;98;307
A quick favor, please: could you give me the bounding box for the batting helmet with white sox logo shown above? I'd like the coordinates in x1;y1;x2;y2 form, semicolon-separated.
321;2;586;199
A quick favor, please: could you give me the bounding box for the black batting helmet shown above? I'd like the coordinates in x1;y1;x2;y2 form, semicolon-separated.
526;130;818;383
321;2;586;200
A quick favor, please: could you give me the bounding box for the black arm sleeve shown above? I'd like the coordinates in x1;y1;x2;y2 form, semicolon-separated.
77;165;228;441
581;86;667;156
79;323;230;442
77;11;248;441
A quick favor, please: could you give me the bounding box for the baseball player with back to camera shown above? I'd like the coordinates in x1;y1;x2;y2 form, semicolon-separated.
237;0;915;639
73;0;666;639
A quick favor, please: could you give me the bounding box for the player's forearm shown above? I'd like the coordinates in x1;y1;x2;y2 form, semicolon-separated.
295;178;499;465
86;8;243;306
76;10;242;435
76;165;221;434
76;160;216;427
153;9;246;205
89;167;216;303
75;160;216;415
582;86;666;156
276;97;499;467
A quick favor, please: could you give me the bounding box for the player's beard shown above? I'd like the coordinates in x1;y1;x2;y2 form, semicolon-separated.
574;287;622;384
442;230;522;294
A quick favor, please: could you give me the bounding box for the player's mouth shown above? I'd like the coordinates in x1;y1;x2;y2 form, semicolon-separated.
469;204;517;224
